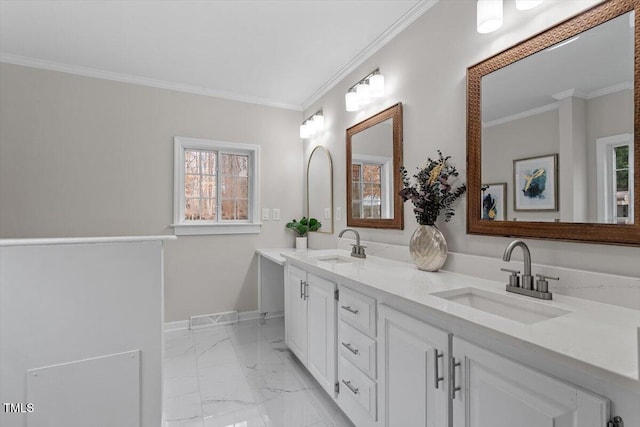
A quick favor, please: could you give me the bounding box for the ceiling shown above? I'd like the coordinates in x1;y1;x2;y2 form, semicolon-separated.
0;0;435;111
482;11;634;124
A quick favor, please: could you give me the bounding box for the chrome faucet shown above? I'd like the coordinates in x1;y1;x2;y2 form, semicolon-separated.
501;240;557;300
339;228;366;258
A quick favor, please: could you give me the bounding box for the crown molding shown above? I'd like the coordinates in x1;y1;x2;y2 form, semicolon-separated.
300;0;440;111
0;54;302;111
483;102;559;128
586;81;633;99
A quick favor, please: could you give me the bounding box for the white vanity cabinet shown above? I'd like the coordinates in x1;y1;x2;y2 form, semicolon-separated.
378;304;450;427
451;337;610;427
285;264;337;397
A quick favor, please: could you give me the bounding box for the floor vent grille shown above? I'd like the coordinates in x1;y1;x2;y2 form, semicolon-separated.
189;310;238;329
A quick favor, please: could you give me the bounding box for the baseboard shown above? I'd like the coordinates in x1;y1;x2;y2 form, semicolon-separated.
164;310;283;332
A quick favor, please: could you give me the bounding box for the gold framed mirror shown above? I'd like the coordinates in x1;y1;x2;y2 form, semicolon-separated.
346;103;404;229
467;0;639;246
307;146;333;234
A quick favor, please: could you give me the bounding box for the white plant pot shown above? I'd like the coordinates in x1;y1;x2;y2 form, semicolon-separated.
295;236;308;249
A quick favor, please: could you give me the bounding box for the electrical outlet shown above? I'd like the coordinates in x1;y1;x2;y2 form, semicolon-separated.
324;207;331;219
262;208;270;221
336;207;342;221
272;208;280;220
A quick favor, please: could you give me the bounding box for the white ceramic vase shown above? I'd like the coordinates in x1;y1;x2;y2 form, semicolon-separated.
295;236;308;249
409;224;447;272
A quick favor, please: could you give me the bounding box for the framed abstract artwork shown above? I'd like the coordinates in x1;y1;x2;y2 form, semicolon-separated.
513;154;558;211
481;183;506;221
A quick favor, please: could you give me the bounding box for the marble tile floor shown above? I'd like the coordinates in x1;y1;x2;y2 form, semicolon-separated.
163;317;354;427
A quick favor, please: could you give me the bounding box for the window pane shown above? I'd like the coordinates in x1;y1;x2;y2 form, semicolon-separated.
616;170;629;192
352;183;361;200
185;198;200;220
200;151;217;175
364;164;381;184
237;177;248;198
201;176;216;198
185;150;200;174
236;199;248;220
352;201;362;218
221;200;235;220
614;145;629;170
237;156;249;177
201;198;217;220
352;164;361;182
221;176;234;198
185;174;200;198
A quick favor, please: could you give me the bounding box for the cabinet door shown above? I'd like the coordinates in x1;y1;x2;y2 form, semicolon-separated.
378;304;450;427
306;273;337;396
452;337;610;427
285;264;307;364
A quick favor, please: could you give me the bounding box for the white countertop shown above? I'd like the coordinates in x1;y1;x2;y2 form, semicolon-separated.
283;249;640;386
256;248;309;265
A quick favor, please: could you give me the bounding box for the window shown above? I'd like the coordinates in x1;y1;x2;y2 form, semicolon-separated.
351;154;393;219
172;137;260;235
596;134;634;224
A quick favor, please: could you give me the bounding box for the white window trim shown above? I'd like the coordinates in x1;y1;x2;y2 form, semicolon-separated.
171;136;261;235
352;153;393;218
596;133;634;223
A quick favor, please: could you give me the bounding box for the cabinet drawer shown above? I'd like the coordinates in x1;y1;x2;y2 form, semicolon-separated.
338;355;377;421
339;320;376;379
339;286;376;336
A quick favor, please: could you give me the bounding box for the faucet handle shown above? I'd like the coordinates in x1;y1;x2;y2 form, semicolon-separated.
535;274;558;293
500;268;520;287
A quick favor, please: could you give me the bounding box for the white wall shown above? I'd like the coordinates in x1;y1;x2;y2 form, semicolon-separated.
0;63;304;321
304;0;640;279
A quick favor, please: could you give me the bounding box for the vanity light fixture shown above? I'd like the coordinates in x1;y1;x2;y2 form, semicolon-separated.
515;0;542;10
299;110;324;139
344;68;385;112
477;0;503;34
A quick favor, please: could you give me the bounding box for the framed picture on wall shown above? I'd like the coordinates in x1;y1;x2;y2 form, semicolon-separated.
513;154;558;211
481;183;506;221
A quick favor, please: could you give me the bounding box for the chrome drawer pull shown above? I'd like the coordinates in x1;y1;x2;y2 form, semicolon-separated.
342;379;359;395
300;280;304;299
341;342;359;355
341;305;359;315
434;349;444;389
452;357;461;399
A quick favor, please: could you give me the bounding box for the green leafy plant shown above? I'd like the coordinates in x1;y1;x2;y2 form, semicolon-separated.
285;217;321;237
399;150;467;225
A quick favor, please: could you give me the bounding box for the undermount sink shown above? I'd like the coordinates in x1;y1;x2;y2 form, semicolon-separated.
432;287;571;324
313;255;356;264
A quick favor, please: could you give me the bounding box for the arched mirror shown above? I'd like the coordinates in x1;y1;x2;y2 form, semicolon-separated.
346;103;404;229
307;146;333;234
467;0;639;245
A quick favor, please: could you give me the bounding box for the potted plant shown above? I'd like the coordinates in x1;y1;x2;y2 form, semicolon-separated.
399;150;466;271
286;217;321;249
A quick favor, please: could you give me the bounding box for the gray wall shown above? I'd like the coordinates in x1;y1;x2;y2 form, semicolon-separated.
304;0;640;278
0;63;303;321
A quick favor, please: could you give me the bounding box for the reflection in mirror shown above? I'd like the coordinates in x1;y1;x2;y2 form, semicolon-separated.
351;118;394;219
481;11;634;224
467;0;639;246
307;146;333;234
346;103;403;229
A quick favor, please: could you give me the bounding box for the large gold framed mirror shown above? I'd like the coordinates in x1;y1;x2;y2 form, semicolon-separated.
346;103;403;229
467;0;639;246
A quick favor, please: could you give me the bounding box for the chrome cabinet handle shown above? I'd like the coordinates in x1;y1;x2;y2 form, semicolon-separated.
341;305;359;315
342;379;359;395
304;281;309;300
341;342;359;355
452;357;461;399
434;349;444;389
299;280;304;299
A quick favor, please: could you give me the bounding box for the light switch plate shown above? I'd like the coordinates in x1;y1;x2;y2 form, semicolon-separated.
262;208;270;220
272;208;280;220
324;208;331;219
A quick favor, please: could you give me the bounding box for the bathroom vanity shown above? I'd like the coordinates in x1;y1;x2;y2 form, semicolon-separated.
283;249;639;427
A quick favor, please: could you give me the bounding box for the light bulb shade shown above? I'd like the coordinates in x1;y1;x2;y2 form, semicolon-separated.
356;82;371;105
369;73;385;98
345;91;359;112
313;113;324;130
477;0;503;34
299;123;310;139
515;0;542;10
306;117;317;135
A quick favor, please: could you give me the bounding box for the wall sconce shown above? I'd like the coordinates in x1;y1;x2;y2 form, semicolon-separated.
299;110;324;139
478;0;543;34
344;68;385;112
